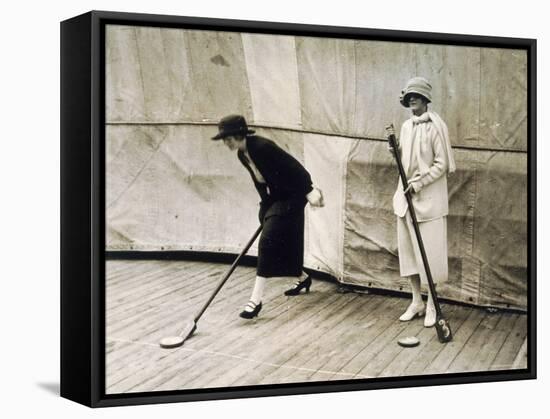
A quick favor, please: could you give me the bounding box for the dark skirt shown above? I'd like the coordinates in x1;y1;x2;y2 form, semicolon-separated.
257;200;305;278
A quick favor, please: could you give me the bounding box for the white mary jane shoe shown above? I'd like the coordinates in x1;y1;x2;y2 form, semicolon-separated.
399;303;425;322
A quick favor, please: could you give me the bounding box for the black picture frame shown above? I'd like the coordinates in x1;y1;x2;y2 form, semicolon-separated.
61;10;536;408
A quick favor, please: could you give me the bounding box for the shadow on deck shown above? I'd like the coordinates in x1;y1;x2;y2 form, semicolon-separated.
106;259;528;394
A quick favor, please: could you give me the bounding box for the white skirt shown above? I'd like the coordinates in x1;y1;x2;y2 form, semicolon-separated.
397;213;448;284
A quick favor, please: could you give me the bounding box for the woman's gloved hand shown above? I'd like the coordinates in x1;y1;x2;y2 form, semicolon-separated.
306;187;325;208
403;173;423;194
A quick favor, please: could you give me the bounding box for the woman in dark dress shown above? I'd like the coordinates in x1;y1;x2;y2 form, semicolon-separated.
212;115;324;318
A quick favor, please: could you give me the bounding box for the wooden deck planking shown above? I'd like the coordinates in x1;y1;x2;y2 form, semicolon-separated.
355;317;427;377
447;311;506;372
423;309;486;374
106;265;251;339
106;263;237;356
106;261;204;304
107;268;304;392
106;281;224;362
307;297;399;382
106;259;151;278
378;303;463;378
334;302;418;378
490;314;528;371
106;267;256;382
464;313;520;372
107;260;177;289
106;259;529;394
224;294;362;387
275;295;393;384
106;261;212;319
105;280;258;391
111;276;329;392
126;273;287;390
400;305;473;376
107;262;251;332
512;338;528;369
157;283;348;390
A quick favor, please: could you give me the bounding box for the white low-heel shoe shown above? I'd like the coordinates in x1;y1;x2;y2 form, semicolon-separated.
424;306;436;327
399;303;425;322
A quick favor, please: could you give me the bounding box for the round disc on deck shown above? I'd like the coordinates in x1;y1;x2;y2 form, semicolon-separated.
159;336;185;349
159;319;196;349
397;336;420;348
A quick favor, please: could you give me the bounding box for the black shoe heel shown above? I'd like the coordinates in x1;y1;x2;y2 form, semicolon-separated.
239;301;262;319
284;275;312;296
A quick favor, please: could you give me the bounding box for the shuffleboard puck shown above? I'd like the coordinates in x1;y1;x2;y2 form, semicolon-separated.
397;336;420;348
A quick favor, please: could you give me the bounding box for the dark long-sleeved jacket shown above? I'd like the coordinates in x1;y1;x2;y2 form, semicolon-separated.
237;135;313;220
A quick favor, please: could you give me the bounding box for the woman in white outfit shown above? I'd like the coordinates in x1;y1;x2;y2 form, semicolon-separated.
386;77;455;327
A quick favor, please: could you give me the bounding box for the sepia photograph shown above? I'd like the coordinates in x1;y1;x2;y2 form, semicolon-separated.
103;20;530;395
